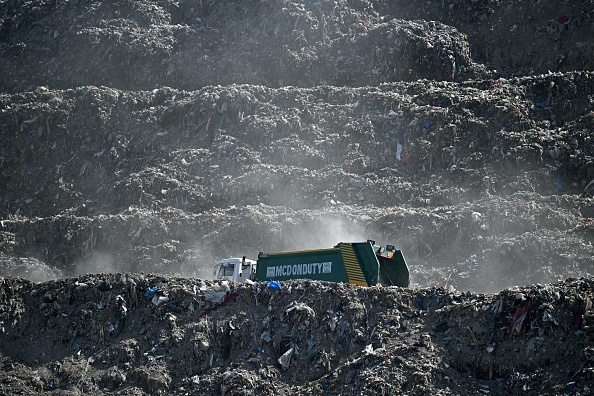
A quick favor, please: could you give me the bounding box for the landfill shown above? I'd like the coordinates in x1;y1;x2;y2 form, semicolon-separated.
0;0;594;394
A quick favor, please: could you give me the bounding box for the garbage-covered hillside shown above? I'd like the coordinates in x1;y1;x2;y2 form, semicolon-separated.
0;0;593;394
1;275;594;395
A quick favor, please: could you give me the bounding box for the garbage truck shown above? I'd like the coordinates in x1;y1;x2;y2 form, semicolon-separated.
212;240;409;287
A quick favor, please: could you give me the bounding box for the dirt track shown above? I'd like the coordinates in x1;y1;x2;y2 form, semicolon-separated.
1;0;594;394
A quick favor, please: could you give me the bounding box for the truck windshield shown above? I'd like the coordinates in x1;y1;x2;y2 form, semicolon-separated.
222;265;234;276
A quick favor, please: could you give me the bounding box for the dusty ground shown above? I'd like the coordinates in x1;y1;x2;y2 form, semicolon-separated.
1;0;594;394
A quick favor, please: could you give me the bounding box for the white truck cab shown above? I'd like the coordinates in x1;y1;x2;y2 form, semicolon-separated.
212;256;257;283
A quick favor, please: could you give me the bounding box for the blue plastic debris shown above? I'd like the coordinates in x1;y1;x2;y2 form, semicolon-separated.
418;298;426;310
264;281;281;290
223;149;236;166
145;287;158;298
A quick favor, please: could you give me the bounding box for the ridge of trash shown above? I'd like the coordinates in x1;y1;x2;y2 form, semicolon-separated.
1;274;593;395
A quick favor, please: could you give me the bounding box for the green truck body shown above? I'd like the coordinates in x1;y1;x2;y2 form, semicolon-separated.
255;241;409;287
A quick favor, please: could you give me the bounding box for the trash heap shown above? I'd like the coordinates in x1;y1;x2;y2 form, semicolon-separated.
2;0;592;93
1;0;594;394
1;79;592;290
2;78;593;218
0;0;495;93
0;274;593;395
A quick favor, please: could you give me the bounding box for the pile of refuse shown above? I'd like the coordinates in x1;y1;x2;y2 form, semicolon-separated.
1;0;594;394
0;0;495;93
0;274;593;395
2;0;592;93
1;79;592;291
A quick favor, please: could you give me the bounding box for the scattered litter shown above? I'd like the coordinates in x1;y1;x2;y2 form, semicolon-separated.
264;281;281;290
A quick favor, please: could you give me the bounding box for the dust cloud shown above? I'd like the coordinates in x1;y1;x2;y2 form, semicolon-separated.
73;251;120;276
277;217;370;252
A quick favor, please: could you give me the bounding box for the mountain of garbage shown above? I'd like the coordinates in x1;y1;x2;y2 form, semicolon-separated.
0;0;593;394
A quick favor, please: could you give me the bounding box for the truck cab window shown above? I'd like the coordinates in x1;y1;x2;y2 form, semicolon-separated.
223;265;234;276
